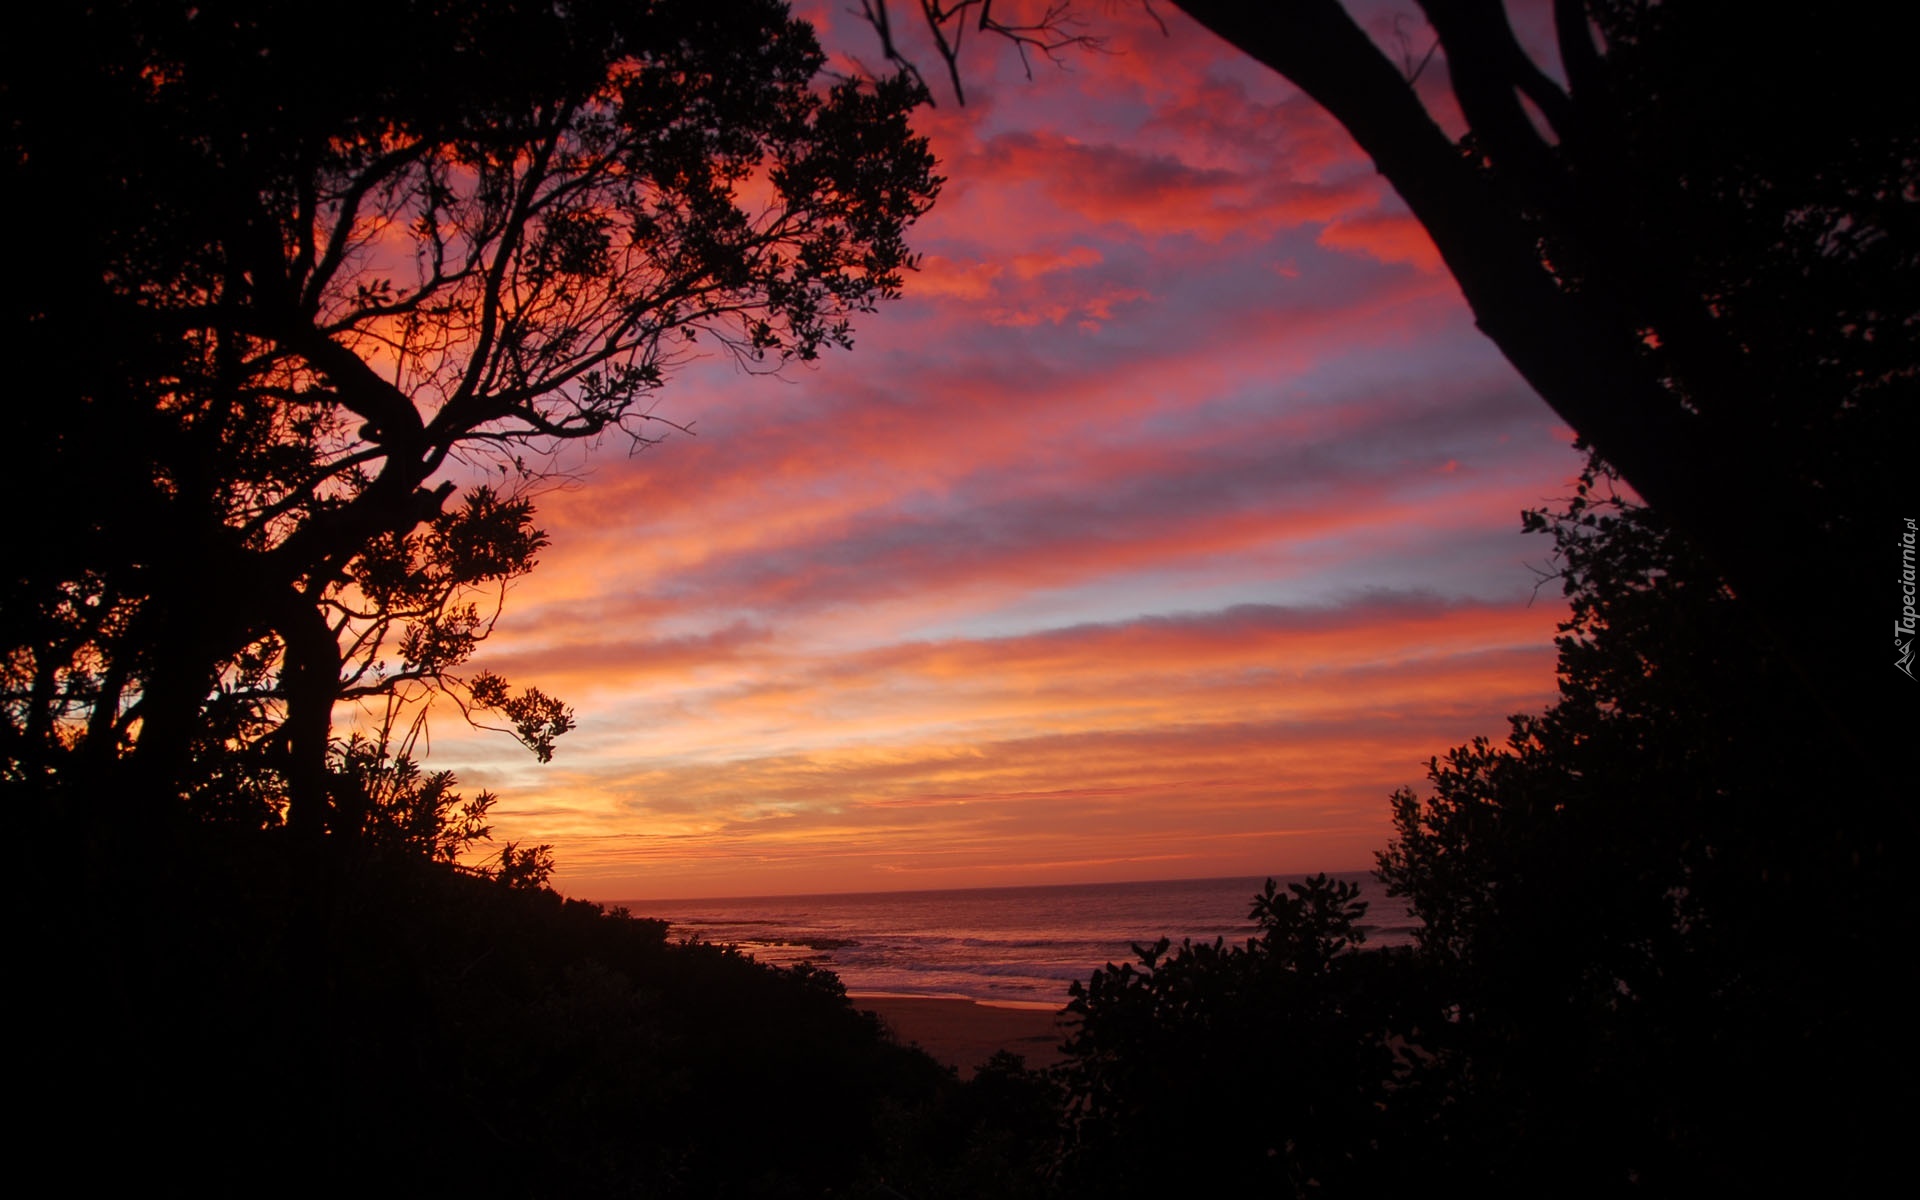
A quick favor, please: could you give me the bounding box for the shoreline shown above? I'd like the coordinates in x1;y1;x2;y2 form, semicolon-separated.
853;994;1075;1076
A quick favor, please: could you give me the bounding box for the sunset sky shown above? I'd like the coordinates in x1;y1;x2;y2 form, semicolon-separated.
398;2;1582;901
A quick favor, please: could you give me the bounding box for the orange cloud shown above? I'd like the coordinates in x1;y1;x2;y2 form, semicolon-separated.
1318;212;1445;272
910;254;1005;300
431;589;1566;898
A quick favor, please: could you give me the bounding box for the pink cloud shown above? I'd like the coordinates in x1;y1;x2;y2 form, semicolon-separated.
949;129;1379;243
1318;212;1446;272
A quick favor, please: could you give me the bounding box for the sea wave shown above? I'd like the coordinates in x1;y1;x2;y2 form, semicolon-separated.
628;873;1417;1005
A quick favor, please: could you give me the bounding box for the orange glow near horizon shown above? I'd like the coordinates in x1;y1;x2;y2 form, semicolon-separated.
388;4;1584;902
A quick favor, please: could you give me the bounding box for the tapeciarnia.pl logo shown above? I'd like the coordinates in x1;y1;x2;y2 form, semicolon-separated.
1898;517;1917;679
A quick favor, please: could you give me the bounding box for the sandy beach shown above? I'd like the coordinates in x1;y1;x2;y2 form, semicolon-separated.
856;995;1075;1076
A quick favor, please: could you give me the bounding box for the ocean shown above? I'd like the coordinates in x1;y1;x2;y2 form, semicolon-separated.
617;873;1418;1009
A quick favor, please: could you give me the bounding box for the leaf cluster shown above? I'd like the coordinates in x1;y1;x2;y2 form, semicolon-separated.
1055;874;1420;1196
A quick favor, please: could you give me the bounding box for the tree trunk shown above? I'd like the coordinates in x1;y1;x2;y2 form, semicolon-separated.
127;613;219;813
279;594;343;842
1173;0;1909;788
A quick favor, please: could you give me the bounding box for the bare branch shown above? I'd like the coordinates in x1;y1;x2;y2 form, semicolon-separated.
855;0;1109;105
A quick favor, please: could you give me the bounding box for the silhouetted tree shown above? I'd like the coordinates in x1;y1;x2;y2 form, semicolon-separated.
1377;457;1902;1191
1056;874;1424;1196
1042;461;1905;1193
861;0;1916;766
3;0;940;835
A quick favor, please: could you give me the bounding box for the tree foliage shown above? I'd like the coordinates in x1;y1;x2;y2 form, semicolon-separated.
27;830;981;1195
1056;874;1422;1196
3;0;940;840
1040;459;1905;1193
1374;457;1900;1190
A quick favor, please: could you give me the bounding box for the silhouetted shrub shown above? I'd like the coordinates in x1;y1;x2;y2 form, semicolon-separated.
1054;875;1427;1197
19;810;984;1197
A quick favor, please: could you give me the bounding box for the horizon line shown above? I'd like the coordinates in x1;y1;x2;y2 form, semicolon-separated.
595;864;1384;908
